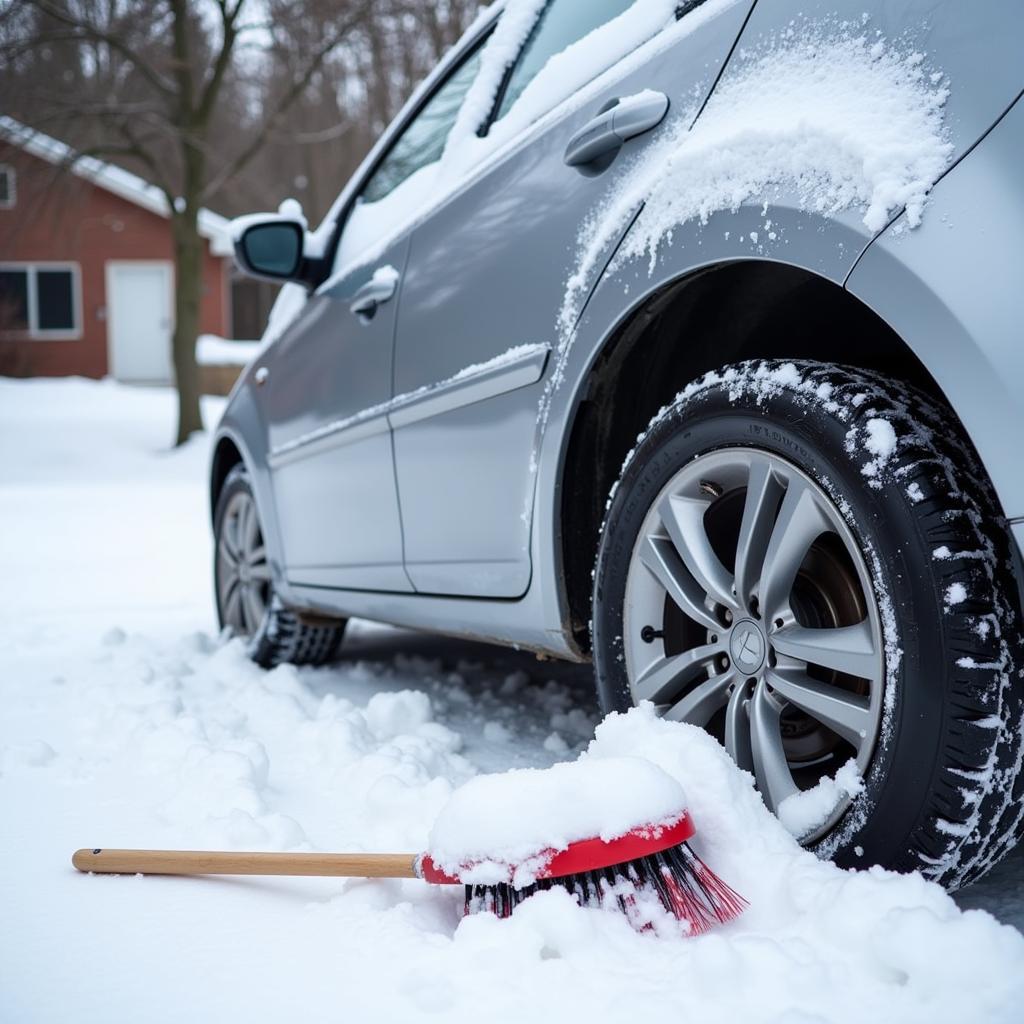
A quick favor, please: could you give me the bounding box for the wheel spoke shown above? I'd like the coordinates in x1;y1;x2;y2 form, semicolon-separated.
638;535;721;632
749;679;799;812
734;455;783;614
248;562;272;582
217;568;239;608
218;536;240;568
231;506;248;563
241;584;264;636
758;477;831;621
724;677;754;772
658;493;738;611
664;670;736;725
220;521;242;561
632;643;721;705
770;619;880;682
242;500;261;551
223;581;243;631
766;667;872;748
236;499;253;553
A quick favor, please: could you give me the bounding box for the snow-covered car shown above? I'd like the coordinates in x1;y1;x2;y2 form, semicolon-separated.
212;0;1024;890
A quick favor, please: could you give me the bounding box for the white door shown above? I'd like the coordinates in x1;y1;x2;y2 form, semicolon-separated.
106;261;173;383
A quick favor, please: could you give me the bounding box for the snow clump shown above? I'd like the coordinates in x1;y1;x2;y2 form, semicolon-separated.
427;754;688;885
778;758;865;839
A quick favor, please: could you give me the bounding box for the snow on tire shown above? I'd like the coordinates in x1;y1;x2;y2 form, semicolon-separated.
592;359;1024;890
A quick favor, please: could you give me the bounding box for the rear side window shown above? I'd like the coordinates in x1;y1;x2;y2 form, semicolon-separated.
361;44;485;204
494;0;637;122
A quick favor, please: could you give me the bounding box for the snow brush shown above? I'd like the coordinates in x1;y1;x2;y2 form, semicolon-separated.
72;757;746;934
72;816;743;933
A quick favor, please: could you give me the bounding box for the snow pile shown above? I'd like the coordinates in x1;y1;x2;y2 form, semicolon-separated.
3;377;1024;1022
428;755;687;884
563;21;952;332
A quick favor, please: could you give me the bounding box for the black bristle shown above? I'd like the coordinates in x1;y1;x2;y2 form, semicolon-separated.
463;839;746;934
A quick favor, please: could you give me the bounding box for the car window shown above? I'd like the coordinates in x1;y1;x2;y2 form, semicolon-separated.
493;0;637;122
333;40;486;273
361;44;484;205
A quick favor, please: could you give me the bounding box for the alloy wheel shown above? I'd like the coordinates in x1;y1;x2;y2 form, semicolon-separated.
623;447;884;841
216;489;272;638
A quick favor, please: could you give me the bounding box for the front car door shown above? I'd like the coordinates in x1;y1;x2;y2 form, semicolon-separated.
391;0;756;598
259;38;487;593
258;239;412;592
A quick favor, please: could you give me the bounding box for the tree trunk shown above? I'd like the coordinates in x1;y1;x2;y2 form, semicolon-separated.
171;211;204;446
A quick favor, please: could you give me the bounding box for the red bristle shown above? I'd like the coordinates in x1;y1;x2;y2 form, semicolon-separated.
694;859;747;924
658;863;717;935
460;837;747;936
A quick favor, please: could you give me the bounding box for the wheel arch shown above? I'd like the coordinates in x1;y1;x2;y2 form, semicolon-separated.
210;434;244;524
556;259;959;653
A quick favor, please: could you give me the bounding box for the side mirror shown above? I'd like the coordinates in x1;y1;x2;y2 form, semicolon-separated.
234;218;305;282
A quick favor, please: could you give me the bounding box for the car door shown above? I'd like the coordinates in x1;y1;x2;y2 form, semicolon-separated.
391;0;756;598
258;238;412;592
259;39;487;593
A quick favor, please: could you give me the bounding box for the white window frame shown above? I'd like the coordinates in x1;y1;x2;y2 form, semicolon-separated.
0;165;14;209
0;261;83;340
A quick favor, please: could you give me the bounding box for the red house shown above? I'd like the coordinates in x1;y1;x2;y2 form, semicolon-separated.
0;116;235;383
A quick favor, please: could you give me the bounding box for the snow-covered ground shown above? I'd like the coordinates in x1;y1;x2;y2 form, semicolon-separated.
3;377;1024;1023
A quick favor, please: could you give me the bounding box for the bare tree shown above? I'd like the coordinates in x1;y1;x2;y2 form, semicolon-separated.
1;0;481;443
2;0;368;445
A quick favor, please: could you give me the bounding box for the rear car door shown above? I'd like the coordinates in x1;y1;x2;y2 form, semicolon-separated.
260;39;486;593
391;0;756;598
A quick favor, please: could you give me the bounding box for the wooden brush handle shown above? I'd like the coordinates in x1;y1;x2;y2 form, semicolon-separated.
72;848;420;878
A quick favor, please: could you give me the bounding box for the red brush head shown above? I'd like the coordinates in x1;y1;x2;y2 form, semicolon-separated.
417;813;695;885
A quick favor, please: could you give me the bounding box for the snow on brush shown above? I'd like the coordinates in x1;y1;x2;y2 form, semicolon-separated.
3;376;1024;1023
428;755;687;884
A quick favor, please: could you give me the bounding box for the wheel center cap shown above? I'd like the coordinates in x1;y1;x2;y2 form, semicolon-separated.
729;619;766;674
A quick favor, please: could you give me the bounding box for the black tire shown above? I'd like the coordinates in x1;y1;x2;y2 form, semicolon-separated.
214;465;346;669
592;359;1024;890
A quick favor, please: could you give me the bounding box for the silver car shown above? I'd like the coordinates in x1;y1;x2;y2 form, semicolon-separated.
211;0;1024;889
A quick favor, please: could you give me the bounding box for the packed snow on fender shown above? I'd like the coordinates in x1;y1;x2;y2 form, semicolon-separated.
3;377;1024;1024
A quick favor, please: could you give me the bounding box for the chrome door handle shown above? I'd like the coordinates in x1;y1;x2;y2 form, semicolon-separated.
564;91;669;173
350;269;399;321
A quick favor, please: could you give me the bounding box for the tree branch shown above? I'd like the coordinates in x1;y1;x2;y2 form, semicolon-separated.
196;0;246;125
115;119;178;206
23;0;177;98
201;12;362;201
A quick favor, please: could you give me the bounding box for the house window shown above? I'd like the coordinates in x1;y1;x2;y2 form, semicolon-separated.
0;263;81;338
0;165;14;208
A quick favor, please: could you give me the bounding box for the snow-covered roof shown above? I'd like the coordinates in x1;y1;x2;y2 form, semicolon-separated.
0;115;233;256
